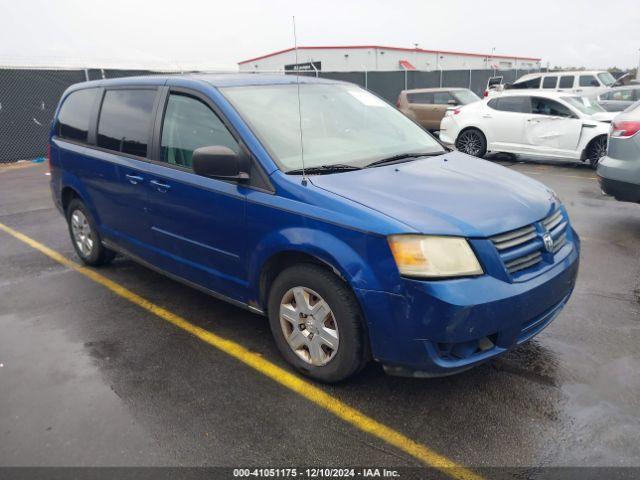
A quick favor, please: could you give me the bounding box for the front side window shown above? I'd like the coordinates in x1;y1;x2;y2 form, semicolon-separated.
531;97;574;117
407;92;434;104
609;89;635;101
542;76;558;89
433;92;454;105
559;76;574;88
489;96;531;113
160;94;240;168
221;84;444;172
97;89;156;157
579;75;599;87
57;88;99;143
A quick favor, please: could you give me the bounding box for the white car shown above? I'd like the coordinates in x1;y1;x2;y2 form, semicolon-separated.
439;91;614;168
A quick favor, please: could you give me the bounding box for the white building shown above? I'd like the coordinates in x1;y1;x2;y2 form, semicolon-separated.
238;45;541;72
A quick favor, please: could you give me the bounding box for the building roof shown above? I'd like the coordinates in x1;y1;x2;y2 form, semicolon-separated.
238;45;542;65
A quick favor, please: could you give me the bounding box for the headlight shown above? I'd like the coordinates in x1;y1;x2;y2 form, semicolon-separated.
388;235;483;278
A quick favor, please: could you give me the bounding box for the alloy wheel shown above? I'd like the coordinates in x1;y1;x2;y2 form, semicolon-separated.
457;131;482;156
279;286;339;366
70;209;94;257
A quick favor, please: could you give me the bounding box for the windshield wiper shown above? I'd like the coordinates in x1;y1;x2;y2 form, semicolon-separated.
286;164;362;175
364;151;445;168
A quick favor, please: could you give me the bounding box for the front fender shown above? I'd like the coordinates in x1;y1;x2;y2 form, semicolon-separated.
247;227;397;305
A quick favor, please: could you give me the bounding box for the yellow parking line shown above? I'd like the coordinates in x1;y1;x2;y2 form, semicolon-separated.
0;221;483;480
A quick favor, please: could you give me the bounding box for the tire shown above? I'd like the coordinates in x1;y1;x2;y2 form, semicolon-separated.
587;136;607;169
66;198;116;266
455;128;487;157
267;264;368;382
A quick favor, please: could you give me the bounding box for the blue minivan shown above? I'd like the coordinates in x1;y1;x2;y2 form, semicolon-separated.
49;74;579;382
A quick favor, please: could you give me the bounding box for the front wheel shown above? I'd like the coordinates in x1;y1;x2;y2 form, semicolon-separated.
455;128;487;157
587;136;607;169
267;264;368;382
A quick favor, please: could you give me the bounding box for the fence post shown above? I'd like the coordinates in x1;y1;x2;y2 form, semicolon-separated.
469;69;472;89
404;69;407;90
439;69;443;87
83;69;89;81
364;69;368;90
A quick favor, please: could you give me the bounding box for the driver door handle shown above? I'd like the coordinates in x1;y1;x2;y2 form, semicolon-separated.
150;179;171;192
125;174;144;185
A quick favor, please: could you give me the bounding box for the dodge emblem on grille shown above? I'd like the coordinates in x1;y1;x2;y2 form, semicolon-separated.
542;232;554;252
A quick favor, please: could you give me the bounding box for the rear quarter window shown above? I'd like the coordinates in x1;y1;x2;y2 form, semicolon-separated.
511;77;541;89
57;88;100;143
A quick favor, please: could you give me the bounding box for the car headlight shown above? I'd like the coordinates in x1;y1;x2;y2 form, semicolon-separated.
388;235;483;278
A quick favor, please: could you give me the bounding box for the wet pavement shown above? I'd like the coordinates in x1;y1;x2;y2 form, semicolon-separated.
1;159;639;469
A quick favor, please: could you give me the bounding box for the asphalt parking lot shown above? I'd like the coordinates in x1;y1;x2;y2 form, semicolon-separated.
1;159;639;474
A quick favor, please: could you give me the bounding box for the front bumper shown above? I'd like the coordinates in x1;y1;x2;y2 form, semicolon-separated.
356;233;580;376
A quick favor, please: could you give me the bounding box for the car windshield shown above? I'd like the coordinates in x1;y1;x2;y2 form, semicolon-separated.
597;72;616;87
453;90;481;105
562;96;605;115
221;83;445;172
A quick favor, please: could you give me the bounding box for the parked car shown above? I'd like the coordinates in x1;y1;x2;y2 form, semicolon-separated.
49;74;579;382
597;86;640;112
597;100;640;203
440;91;613;168
507;70;617;97
397;88;480;131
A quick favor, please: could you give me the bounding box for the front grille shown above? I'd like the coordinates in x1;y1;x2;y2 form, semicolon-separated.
490;209;570;276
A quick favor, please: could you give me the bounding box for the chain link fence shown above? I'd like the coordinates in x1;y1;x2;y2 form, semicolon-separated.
0;67;535;163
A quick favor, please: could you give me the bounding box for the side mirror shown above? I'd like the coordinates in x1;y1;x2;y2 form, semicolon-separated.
447;99;457;106
192;146;249;181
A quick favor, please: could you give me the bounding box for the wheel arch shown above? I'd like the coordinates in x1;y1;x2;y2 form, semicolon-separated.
581;133;608;162
249;228;388;313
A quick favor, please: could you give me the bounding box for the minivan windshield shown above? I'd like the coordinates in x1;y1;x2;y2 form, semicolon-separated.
597;72;616;87
562;96;605;115
221;84;445;172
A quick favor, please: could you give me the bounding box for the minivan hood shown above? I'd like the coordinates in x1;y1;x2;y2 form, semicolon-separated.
309;152;558;237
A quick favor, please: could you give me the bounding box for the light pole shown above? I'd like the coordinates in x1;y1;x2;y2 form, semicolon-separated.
491;46;496;76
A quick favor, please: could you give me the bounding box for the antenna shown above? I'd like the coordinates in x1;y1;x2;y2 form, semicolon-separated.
292;16;307;184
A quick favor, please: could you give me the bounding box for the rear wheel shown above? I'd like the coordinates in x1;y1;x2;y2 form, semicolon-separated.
66;198;116;266
267;264;368;382
587;136;607;169
456;128;487;157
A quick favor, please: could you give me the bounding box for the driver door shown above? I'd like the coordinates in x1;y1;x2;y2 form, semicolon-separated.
524;97;582;157
146;90;248;300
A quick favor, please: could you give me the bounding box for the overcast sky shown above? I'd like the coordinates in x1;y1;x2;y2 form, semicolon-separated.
1;0;639;70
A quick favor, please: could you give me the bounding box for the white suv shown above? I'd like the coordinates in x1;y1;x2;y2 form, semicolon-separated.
439;91;614;168
508;70;616;97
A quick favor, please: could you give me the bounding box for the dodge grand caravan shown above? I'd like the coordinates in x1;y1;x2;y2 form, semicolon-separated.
49;74;580;382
